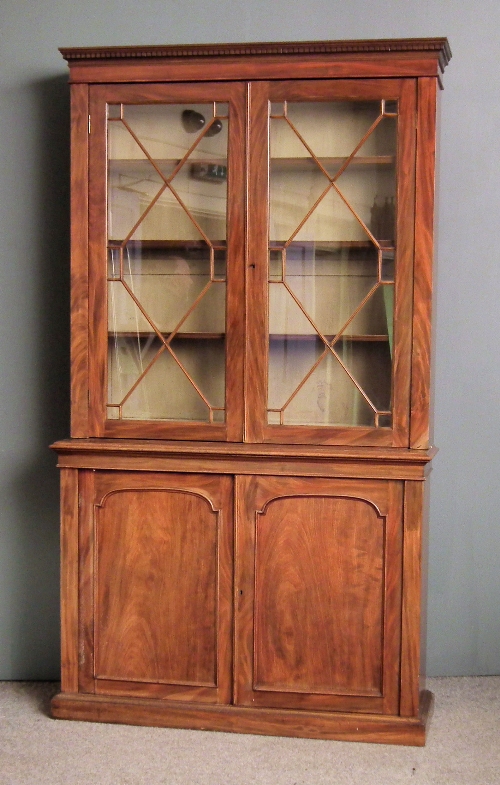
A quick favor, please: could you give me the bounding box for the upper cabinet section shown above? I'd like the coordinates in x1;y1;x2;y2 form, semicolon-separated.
62;39;450;446
87;83;246;441
246;78;417;446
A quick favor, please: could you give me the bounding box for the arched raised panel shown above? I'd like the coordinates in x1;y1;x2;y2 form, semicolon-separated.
95;487;218;686
235;475;403;714
84;471;234;704
254;494;385;696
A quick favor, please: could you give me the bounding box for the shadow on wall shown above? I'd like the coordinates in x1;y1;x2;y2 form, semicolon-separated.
10;75;71;679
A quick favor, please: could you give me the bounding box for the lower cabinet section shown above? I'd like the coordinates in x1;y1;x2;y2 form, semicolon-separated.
53;452;432;745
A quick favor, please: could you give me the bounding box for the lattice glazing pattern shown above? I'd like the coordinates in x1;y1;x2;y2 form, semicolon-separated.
267;100;397;428
106;103;228;422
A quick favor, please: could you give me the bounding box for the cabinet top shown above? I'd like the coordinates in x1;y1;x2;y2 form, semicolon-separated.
60;37;451;74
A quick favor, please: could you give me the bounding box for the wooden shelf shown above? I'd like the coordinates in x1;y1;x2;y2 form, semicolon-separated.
109;240;226;250
108;158;227;172
110;332;225;340
110;332;386;342
271;155;394;172
270;241;394;251
269;334;389;342
109;240;393;252
109;156;394;173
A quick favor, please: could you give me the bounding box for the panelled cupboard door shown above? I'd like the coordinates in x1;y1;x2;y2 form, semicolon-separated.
79;471;233;703
87;83;246;440
235;475;403;714
246;79;417;447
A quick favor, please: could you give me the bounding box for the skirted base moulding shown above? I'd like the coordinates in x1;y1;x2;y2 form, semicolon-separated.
51;689;434;746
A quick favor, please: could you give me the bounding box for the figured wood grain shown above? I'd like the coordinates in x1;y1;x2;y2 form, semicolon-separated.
400;480;426;717
224;83;247;442
245;81;269;443
52;438;434;480
56;40;445;745
64;56;446;88
96;490;217;685
410;78;438;448
78;470;96;693
254;495;385;694
90;472;233;703
59;469;79;692
70;84;90;437
235;476;402;714
52;688;434;745
87;87;108;437
391;79;416;446
52;437;436;463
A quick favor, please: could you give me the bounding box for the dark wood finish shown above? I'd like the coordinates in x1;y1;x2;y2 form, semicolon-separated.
52;439;435;481
78;472;233;703
78;470;95;692
51;689;434;746
400;480;426;716
63;57;447;87
55;39;448;745
235;476;402;714
60;39;451;89
59;468;79;692
411;77;438;449
60;39;451;66
70;84;90;437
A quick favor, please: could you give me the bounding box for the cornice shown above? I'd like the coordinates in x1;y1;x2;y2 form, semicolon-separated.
60;38;451;72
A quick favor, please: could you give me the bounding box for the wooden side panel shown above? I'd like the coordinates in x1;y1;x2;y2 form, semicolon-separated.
400;480;426;717
59;468;79;692
82;472;233;703
410;78;438;448
79;470;95;692
392;79;416;446
69;84;90;437
235;476;403;714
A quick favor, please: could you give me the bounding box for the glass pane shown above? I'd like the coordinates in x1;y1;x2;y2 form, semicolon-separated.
107;102;228;423
121;348;210;422
270;118;330;244
269;281;318;337
278;350;375;427
332;338;392;412
170;335;225;411
108;334;164;407
285;101;381;160
267;98;397;429
268;335;324;412
284;242;379;338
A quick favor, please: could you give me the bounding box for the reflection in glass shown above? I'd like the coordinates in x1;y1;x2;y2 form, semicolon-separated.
267;99;397;428
120;347;211;422
269;344;375;427
106;102;228;423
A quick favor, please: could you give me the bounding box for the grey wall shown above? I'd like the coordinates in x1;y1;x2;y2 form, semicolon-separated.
0;0;499;679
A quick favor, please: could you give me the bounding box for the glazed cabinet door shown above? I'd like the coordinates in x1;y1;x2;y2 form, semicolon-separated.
235;475;403;714
246;79;417;446
85;83;246;440
79;471;233;703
